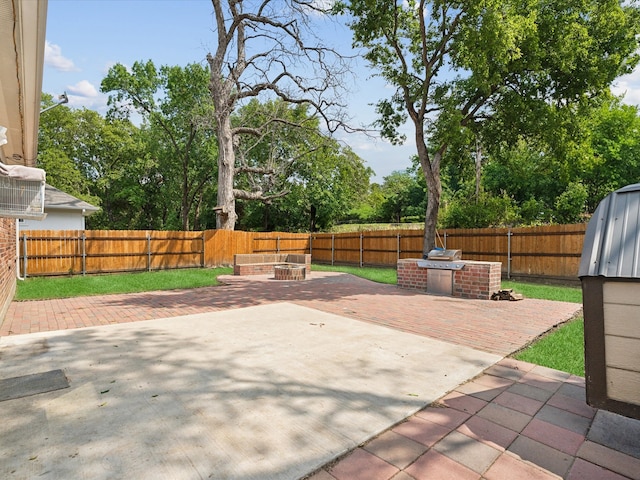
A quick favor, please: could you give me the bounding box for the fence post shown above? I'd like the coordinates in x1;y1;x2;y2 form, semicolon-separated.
277;236;280;253
397;233;400;261
81;232;86;275
309;234;312;257
331;234;335;266
22;233;27;278
444;231;447;249
360;233;363;267
201;232;205;267
147;233;152;272
507;228;512;279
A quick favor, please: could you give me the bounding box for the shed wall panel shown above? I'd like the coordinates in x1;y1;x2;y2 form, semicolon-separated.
604;305;640;339
603;281;640;305
604;336;640;371
607;367;640;406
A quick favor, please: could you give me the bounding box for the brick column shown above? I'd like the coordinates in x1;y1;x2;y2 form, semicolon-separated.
397;258;428;290
453;261;502;300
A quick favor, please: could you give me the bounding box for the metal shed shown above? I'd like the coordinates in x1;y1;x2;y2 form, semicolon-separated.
579;183;640;420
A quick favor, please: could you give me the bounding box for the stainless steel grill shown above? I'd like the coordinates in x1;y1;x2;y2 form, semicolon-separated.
427;249;462;261
417;249;464;296
418;249;464;270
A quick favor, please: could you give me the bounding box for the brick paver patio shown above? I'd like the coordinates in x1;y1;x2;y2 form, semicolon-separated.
3;271;639;479
3;272;580;356
307;358;640;480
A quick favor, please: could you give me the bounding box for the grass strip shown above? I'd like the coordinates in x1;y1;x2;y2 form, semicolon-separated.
501;280;582;303
15;267;233;301
312;264;397;284
514;317;585;377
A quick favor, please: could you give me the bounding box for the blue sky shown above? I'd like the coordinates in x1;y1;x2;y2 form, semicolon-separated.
42;0;417;182
42;1;640;183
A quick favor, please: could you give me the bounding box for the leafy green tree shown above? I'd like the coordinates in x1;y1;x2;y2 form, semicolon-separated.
554;181;588;223
483;139;567;210
347;183;388;223
38;95;106;208
378;170;426;223
481;98;640;224
248;146;370;231
581;100;640;210
336;0;640;254
233;100;371;231
206;0;349;230
440;190;520;228
101;61;217;230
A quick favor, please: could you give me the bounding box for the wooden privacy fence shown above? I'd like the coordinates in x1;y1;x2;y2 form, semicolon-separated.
311;223;587;281
20;224;587;280
19;229;312;277
20;230;207;276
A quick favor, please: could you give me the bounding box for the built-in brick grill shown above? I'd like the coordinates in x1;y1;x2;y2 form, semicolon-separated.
417;249;464;296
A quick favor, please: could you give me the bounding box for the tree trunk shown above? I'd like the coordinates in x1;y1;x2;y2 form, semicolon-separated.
216;115;237;230
422;168;441;256
415;130;442;256
181;159;190;230
475;136;482;203
181;195;190;231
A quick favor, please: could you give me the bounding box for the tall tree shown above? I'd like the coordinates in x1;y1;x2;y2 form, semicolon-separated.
337;0;640;254
206;0;349;230
378;169;426;223
101;61;217;230
38;94;110;208
233;99;371;231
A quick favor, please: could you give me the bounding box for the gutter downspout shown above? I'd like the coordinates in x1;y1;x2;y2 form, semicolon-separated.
16;218;24;280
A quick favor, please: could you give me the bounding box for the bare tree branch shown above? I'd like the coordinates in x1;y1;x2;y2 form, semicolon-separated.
208;0;356;229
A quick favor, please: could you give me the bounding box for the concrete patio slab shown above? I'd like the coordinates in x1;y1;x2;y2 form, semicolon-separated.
0;302;500;480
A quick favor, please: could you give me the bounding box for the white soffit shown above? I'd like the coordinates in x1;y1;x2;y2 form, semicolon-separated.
0;0;48;167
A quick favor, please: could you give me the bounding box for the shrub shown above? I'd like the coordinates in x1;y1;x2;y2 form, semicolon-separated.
555;182;588;223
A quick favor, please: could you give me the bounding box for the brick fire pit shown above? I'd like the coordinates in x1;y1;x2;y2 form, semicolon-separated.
274;265;306;281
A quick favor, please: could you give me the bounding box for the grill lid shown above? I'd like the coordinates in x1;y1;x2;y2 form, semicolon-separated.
426;249;462;261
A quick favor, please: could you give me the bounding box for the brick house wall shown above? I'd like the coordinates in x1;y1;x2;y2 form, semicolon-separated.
0;218;16;321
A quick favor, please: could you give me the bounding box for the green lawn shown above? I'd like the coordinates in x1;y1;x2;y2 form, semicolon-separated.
501;280;582;303
15;267;233;301
312;264;397;284
16;263;585;376
499;281;584;376
514;318;584;376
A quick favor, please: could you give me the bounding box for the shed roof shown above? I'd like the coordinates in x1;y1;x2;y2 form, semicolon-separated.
579;183;640;278
44;184;99;215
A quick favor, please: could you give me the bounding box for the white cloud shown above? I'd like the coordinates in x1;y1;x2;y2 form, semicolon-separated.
65;93;109;114
44;41;77;72
611;67;640;107
63;81;107;113
66;80;99;98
